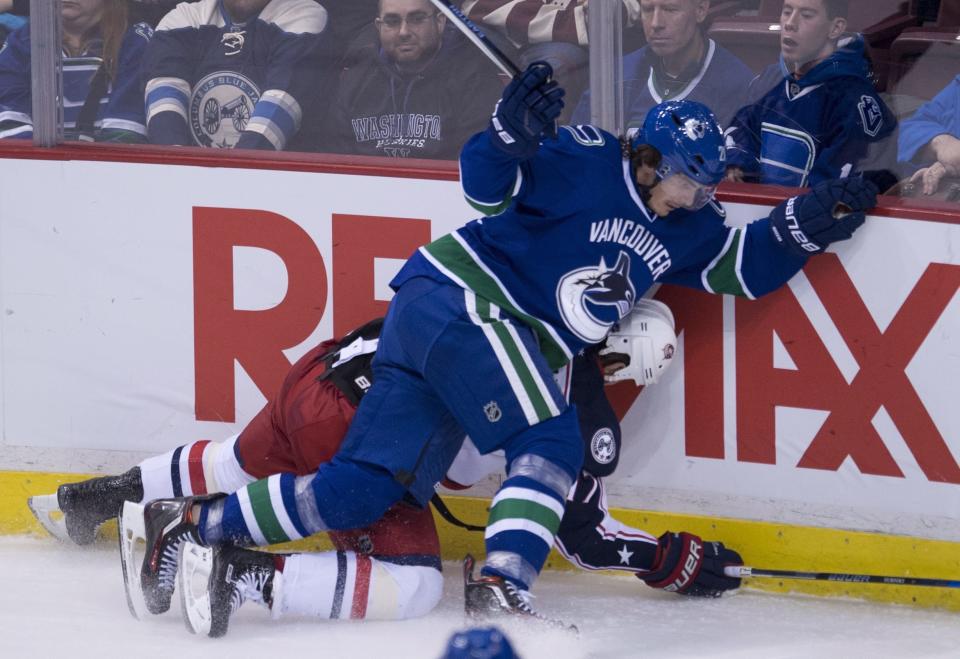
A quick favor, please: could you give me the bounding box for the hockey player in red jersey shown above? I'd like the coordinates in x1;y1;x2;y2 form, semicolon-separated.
31;303;742;637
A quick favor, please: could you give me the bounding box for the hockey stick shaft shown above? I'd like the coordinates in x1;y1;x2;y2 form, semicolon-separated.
427;0;521;77
724;565;960;589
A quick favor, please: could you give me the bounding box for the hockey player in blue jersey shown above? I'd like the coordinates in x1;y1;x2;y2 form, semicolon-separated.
724;0;896;188
143;0;332;150
124;63;877;623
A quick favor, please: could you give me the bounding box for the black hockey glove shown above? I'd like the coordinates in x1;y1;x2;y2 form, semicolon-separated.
639;531;743;597
487;61;565;159
769;177;878;259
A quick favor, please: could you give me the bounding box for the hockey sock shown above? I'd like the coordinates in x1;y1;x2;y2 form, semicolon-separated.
138;434;254;502
198;473;313;547
272;552;442;620
481;456;573;590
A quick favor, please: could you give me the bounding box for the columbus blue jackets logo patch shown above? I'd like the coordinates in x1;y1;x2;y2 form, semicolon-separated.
858;95;884;137
556;251;637;343
590;428;616;465
190;71;261;148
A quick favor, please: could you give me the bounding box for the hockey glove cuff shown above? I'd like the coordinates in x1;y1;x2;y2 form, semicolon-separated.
487;61;565;158
769;177;878;259
639;531;743;597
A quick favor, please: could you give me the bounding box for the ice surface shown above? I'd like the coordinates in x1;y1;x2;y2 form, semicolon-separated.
1;536;958;658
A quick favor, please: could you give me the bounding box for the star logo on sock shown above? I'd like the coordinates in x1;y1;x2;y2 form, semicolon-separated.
617;544;634;565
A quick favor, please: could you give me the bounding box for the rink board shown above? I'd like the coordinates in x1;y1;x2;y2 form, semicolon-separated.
4;470;959;612
0;146;958;610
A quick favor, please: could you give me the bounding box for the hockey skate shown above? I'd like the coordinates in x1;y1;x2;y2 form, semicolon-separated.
27;467;143;545
119;495;218;620
463;555;577;633
179;541;277;638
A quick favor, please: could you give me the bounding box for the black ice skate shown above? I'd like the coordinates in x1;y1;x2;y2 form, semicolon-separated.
119;494;221;619
463;555;577;632
179;542;277;638
27;467;143;545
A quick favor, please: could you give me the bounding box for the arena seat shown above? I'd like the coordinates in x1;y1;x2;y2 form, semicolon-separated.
889;1;960;99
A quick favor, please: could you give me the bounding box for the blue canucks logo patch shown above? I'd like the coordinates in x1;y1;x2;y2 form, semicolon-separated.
190;71;261;148
858;95;884;137
556;251;637;343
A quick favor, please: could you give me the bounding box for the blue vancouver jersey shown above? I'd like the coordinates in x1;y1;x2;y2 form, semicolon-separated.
0;22;152;141
392;125;807;369
725;34;896;187
143;0;329;150
898;75;960;167
572;39;754;131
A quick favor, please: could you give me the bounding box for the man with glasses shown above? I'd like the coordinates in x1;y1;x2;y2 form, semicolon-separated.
322;0;503;159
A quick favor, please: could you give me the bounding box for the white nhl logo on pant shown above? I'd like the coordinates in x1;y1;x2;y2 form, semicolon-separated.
484;401;502;422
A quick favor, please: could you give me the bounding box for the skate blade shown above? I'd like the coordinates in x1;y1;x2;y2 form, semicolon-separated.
118;501;149;620
178;542;213;636
26;494;71;543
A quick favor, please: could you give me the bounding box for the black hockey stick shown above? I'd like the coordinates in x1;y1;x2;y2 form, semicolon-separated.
725;566;960;589
427;0;521;77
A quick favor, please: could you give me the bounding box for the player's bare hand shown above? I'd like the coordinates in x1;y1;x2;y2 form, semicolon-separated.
931;134;960;171
725;167;744;183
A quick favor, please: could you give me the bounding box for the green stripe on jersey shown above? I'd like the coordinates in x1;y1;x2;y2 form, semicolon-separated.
424;234;571;369
247;478;290;544
489;321;554;422
465;189;514;216
488;498;562;535
705;230;747;297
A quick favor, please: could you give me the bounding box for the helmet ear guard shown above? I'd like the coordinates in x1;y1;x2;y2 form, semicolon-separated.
599;299;678;386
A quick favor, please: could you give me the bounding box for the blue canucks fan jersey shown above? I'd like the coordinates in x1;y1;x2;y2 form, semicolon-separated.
725;34;895;187
143;0;329;150
391;125;807;369
0;22;152;141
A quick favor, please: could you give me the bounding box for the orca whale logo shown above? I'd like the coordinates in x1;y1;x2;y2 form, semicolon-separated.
556;251;637;343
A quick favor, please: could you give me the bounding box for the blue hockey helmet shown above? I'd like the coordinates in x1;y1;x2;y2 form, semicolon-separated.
442;627;517;659
636;100;726;187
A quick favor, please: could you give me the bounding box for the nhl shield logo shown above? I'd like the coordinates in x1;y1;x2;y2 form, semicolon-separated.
189;71;261;148
591;428;616;465
484;401;502;423
663;343;675;359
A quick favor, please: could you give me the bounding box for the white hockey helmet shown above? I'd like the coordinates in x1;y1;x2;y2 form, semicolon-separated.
599;299;677;386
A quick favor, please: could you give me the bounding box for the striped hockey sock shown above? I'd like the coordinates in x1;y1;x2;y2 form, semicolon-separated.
137;435;254;502
482;472;568;590
199;473;320;547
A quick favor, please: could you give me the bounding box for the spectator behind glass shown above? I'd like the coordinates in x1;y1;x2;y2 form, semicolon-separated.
898;74;960;196
143;0;332;150
572;0;752;132
724;0;896;188
321;0;503;159
0;0;152;142
461;0;644;121
0;6;26;51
